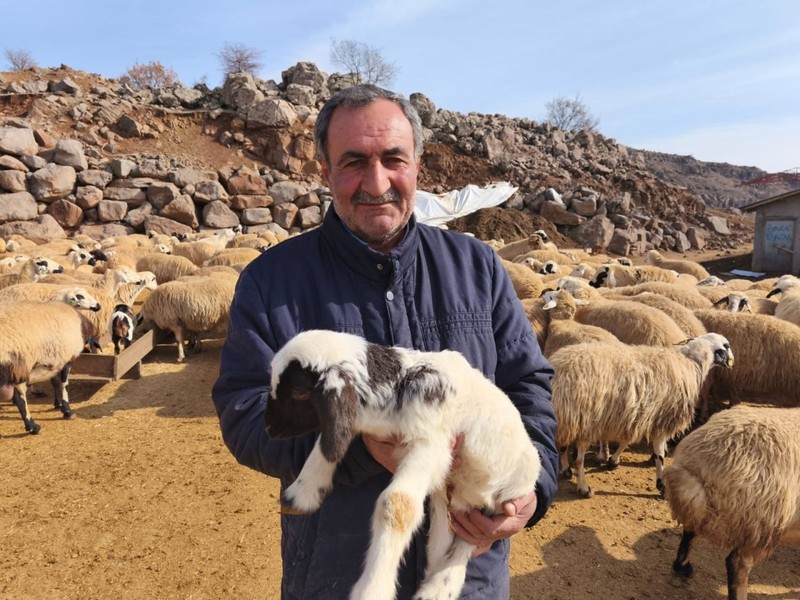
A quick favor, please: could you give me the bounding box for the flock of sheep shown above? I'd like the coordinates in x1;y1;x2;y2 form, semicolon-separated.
1;224;798;599
496;230;800;600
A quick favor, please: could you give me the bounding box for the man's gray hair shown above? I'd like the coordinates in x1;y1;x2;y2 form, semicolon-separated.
314;84;424;166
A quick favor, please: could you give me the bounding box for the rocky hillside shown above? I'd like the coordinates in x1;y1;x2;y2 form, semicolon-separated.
0;62;776;254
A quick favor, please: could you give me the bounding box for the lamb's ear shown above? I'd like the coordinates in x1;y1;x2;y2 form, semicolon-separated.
313;368;358;463
397;364;452;408
712;296;729;307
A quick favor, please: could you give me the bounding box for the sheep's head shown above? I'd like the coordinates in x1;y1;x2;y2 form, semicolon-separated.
64;288;102;312
713;293;751;313
681;333;734;369
766;274;800;298
267;331;368;462
589;265;611;288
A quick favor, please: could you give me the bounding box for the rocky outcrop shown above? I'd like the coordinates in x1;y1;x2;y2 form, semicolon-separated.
0;63;757;251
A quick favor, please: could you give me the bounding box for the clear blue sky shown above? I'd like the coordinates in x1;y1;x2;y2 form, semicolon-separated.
3;0;799;173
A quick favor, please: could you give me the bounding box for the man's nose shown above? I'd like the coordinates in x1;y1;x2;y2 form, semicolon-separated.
360;159;391;197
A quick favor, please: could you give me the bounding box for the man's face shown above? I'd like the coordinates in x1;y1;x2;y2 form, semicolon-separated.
320;99;419;253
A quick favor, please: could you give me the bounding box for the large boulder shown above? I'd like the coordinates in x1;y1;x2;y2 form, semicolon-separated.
0;214;66;243
0;126;39;156
0;191;38;222
53;139;88;171
29;163;77;202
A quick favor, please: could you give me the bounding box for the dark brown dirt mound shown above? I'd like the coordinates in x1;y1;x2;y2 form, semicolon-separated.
447;207;573;246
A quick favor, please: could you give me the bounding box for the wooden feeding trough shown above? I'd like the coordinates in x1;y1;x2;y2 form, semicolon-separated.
72;329;156;381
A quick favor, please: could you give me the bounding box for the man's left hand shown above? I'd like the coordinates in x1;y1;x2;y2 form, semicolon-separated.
448;490;538;556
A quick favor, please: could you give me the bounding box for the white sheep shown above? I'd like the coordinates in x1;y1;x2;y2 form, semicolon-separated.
618;292;707;339
501;258;545;301
135;252;198;284
712;292;777;315
607;280;713;310
494;234;547;260
549;333;734;497
265;329;541;600
540;290;622;358
590;263;679;288
664;405;800;600
644;249;710;280
0;290;103;433
139;276;236;362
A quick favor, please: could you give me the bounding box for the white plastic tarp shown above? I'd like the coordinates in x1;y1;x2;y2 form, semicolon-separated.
414;182;518;227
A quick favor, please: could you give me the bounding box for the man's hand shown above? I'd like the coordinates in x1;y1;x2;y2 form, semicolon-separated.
449;490;538;556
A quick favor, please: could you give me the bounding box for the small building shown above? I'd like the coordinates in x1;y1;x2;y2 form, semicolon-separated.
741;189;800;273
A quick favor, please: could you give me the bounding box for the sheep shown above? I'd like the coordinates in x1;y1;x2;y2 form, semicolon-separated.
501;258;545;301
694;309;800;408
549;333;734;498
265;329;541;600
139;276;236;362
512;248;577;266
135;252;198;284
0;290;104;433
540;290;622;358
644;249;710;280
766;274;800;327
0;256;65;290
495;234;545;260
201;247;262;268
619;292;707;339
697;275;726;287
590;263;679;288
607;280;713;310
0;283;102;310
712;292;777;315
170;229;237;266
109;304;138;355
664;405;800;600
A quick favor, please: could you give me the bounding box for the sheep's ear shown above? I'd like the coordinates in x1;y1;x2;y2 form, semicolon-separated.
538;287;555;298
674;338;691;346
314;369;358;463
712;296;729;306
397;364;452;408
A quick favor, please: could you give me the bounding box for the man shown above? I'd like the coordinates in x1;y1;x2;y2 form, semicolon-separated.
212;84;558;599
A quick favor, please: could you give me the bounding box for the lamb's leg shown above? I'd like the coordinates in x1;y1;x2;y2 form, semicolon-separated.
350;438;452;600
596;441;610;463
50;364;74;419
173;326;186;363
559;445;572;479
414;489;474;600
12;384;40;434
282;436;338;513
575;440;593;497
725;548;753;600
652;438;668;498
672;529;695;577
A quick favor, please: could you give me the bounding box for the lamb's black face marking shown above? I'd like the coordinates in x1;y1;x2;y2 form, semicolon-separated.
365;343;403;389
266;360;322;438
590;269;608;288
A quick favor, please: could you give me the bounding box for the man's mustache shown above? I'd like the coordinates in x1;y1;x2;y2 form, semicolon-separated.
352;188;401;205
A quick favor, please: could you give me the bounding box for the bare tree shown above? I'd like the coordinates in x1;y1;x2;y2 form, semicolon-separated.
330;39;398;86
217;43;263;76
544;94;600;132
119;61;180;91
4;49;37;71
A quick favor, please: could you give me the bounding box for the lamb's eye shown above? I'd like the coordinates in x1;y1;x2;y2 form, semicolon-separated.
291;390;311;402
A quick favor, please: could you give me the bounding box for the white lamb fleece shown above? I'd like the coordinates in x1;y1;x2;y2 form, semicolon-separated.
267;329;541;600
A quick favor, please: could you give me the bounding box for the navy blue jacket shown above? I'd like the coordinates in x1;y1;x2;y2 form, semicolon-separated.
212;208;558;599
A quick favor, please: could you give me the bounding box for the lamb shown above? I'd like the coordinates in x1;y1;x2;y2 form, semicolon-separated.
590;264;679;288
549;333;734;497
109;304;138;355
0;290;104;434
694;309;800;408
265;329;541;600
644;249;710;280
664;405;800;600
139;276;236;362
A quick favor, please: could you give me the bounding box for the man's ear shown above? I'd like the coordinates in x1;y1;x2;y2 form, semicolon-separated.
319;159;331;187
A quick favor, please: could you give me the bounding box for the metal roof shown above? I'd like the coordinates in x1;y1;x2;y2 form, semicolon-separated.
740;188;800;213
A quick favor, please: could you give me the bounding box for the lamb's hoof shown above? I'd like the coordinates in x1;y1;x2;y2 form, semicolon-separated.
656;479;667;499
27;422;41;435
62;411;75;420
561;467;573;479
605;460;619;471
672;560;693;578
579;486;593;498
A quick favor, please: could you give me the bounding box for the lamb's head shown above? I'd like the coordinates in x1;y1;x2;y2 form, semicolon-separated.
541;289;583;320
533;229;549;243
540;260;560;275
679;333;734;369
32;256;64;276
713;293;751;313
644;250;661;266
697;275;726;287
266;330;370;462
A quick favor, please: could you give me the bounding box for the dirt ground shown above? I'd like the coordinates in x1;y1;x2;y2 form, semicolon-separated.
1;248;799;600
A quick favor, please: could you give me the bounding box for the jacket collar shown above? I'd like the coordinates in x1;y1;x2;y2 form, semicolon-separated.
321;207;421;281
